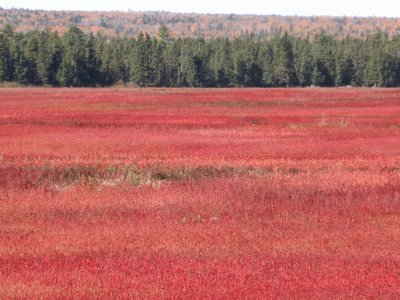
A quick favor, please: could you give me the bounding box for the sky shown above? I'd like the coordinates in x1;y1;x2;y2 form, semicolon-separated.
1;0;400;17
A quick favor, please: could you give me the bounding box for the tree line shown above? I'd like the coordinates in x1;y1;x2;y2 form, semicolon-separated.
1;24;400;87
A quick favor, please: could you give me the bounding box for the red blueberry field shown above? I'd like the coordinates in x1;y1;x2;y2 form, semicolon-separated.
0;87;399;298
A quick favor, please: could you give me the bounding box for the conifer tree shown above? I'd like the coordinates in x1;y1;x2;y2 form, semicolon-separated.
57;26;88;86
0;25;14;82
273;32;297;86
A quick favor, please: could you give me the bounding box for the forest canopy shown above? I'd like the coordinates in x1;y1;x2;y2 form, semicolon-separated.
1;24;400;87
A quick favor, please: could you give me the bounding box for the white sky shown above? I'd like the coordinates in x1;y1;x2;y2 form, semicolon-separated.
1;0;400;17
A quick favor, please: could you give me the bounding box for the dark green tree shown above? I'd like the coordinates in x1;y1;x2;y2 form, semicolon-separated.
335;40;355;86
311;33;336;86
0;32;10;82
57;26;88;86
210;38;233;87
273;32;297;86
158;25;171;44
295;37;312;86
36;29;62;85
0;25;14;82
85;33;100;85
130;32;153;86
260;39;275;86
233;51;247;86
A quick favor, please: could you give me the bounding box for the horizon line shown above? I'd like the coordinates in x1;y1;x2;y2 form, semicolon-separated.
0;6;399;19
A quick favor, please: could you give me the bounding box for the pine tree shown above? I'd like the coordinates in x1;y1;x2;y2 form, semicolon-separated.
364;33;385;87
294;37;312;86
57;26;88;87
99;39;118;85
36;29;61;85
210;38;232;87
12;33;33;85
158;25;171;44
163;39;180;86
348;38;367;86
130;32;152;86
273;32;297;86
23;34;40;84
311;58;328;87
335;46;355;87
0;25;14;82
85;33;100;86
233;51;247;87
0;33;9;82
312;33;336;86
260;40;275;86
380;37;400;87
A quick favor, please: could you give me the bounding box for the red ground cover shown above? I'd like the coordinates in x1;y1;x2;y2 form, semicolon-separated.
0;88;399;298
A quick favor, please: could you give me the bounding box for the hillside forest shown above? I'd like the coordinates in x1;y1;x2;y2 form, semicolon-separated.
3;8;400;39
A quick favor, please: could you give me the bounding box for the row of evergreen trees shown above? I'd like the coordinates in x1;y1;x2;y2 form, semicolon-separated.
1;24;400;87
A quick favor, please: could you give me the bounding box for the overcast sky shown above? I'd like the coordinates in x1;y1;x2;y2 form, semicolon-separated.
1;0;400;17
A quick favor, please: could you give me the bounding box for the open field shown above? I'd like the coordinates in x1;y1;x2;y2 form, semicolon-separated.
0;88;400;298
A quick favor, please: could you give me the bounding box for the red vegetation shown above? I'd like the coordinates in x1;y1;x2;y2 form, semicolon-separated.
0;88;399;298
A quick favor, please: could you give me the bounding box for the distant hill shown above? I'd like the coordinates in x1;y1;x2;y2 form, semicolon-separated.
1;8;400;38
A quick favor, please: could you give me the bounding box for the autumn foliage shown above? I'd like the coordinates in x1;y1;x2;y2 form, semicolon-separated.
2;8;400;39
0;88;399;298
